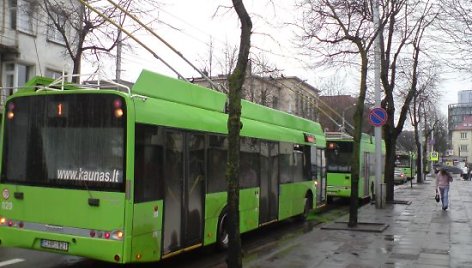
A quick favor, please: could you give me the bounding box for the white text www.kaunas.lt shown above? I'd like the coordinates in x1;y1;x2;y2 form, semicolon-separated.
56;168;121;183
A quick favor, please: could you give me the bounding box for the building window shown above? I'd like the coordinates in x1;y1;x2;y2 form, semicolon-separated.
461;132;467;139
46;69;64;79
2;62;34;95
47;9;67;44
9;0;17;29
460;145;468;153
17;0;36;34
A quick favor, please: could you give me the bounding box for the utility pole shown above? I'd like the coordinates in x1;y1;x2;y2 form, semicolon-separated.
373;0;384;208
116;30;122;82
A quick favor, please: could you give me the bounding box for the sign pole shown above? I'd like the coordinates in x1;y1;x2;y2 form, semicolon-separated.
373;0;384;209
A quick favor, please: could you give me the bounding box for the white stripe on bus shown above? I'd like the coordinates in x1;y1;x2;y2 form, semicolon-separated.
0;259;25;267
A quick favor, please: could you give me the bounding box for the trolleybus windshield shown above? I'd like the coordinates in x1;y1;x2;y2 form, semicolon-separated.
1;94;126;192
326;141;353;173
395;155;410;168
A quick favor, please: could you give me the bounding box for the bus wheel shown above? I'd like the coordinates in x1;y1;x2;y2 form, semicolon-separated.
216;210;229;251
298;196;312;222
327;196;333;204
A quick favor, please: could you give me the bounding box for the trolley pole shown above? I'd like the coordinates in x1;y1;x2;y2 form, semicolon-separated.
373;1;385;208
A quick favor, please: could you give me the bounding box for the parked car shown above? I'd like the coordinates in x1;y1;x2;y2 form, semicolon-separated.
433;164;463;176
394;168;407;184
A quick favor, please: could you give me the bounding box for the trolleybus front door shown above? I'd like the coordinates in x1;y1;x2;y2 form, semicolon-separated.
162;131;204;255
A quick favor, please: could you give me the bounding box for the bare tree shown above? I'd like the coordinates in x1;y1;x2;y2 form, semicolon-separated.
380;0;439;201
297;0;382;227
409;65;440;183
33;0;159;82
226;0;252;267
437;0;472;73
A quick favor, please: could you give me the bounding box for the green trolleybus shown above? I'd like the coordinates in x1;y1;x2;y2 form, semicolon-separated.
325;132;385;202
0;70;326;263
394;151;416;180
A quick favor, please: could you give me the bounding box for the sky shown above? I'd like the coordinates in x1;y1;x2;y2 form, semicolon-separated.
83;0;472;119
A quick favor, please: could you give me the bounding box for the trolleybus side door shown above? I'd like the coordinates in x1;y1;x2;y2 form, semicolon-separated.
162;131;204;255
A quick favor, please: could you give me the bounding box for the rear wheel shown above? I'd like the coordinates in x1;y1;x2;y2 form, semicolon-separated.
297;196;312;222
216;210;229;251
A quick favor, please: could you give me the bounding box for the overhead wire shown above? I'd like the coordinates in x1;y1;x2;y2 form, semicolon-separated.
103;0;227;93
77;0;187;82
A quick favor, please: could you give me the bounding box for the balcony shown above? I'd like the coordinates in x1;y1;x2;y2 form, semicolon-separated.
0;30;19;55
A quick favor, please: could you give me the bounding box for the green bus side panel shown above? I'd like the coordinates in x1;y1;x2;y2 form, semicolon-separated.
132;70;326;147
133;97;322;145
0;227;124;263
203;192;226;245
278;182;313;220
0;186;125;229
203;188;259;246
130;200;164;262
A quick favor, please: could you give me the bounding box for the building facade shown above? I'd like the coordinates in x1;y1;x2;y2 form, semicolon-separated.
448;90;472;140
450;115;472;163
191;74;319;122
0;0;74;107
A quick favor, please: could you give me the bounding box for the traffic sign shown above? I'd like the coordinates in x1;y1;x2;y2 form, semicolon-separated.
368;107;388;127
430;151;439;161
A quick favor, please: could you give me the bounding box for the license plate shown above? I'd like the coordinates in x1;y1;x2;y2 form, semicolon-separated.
40;239;69;251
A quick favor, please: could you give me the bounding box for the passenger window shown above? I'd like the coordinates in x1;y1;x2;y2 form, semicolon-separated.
134;124;165;203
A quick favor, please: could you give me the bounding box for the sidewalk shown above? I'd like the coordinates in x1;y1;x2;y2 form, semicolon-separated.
243;175;472;268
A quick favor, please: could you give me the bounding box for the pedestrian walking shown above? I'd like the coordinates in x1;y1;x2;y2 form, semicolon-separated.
436;168;453;211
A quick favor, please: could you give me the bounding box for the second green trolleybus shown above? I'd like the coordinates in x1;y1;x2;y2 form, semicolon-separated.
0;70;327;263
325;132;385;202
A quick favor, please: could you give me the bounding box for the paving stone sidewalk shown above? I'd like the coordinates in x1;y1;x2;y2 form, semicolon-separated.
243;175;472;268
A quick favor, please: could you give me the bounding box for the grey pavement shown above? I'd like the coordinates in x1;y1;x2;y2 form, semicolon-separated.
243;175;472;268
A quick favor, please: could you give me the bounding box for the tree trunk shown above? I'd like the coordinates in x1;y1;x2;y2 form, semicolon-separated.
72;55;82;83
226;1;252;267
384;132;396;199
348;48;368;228
382;103;398;202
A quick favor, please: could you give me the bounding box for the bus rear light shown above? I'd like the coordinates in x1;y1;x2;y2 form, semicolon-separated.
7;220;13;227
113;99;122;108
18;222;24;228
7;111;14;120
136;253;142;260
104;232;111;239
0;217;6;225
114;108;124;118
113;230;123;240
7;102;15;120
90;230;96;237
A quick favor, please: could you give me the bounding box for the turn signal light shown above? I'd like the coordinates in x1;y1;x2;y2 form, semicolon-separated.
0;217;6;224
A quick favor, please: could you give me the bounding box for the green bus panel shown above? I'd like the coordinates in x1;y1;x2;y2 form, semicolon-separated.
202;188;259;246
0;186;125;263
278;182;314;220
0;186;124;229
2;227;124;262
130;200;164;262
